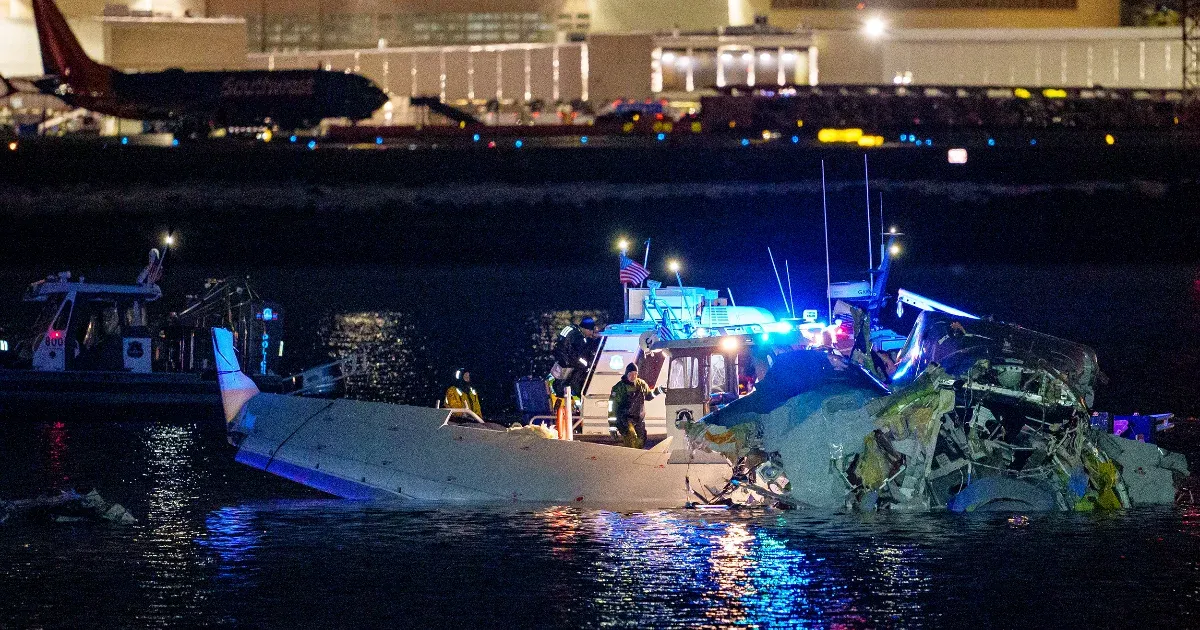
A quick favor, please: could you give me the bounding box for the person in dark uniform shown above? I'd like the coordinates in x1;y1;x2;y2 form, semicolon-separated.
550;316;600;397
608;363;663;449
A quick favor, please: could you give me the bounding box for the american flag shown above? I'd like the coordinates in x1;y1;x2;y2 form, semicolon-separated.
619;254;649;286
138;249;164;285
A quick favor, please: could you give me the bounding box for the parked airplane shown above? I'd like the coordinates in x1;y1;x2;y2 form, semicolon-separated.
27;0;388;132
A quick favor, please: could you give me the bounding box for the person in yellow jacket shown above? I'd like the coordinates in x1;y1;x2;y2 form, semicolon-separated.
444;368;482;417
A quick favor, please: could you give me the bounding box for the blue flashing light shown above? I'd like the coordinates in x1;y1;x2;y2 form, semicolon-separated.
580;136;588;144
473;133;481;142
120;137;128;145
741;138;750;146
791;135;799;143
761;333;771;342
1030;138;1037;145
987;138;995;146
171;139;179;147
375;136;383;145
925;138;933;146
900;134;908;141
307;140;317;150
656;133;665;141
515;139;523;148
289;135;297;143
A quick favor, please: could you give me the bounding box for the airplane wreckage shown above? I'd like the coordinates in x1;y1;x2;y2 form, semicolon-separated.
686;306;1190;512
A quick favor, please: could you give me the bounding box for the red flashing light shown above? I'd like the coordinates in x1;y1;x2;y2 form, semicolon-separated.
655;113;664;120
487;141;496;148
48;330;64;340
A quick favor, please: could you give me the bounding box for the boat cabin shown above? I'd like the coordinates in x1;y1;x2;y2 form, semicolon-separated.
576;282;808;444
23;272;161;373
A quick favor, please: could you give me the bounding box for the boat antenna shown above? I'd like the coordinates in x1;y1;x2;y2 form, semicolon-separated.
864;154;873;287
785;259;795;318
726;287;736;307
767;247;792;317
821;160;832;323
879;192;886;266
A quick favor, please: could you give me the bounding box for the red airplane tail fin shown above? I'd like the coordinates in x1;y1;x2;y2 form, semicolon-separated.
32;0;111;94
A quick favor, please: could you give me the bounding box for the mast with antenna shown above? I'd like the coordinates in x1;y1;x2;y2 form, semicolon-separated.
785;260;795;320
864;154;874;288
821;160;832;323
767;247;792;317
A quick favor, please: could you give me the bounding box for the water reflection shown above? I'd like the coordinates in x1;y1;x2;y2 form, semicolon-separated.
321;311;436;405
42;421;68;489
201;506;261;589
136;423;208;625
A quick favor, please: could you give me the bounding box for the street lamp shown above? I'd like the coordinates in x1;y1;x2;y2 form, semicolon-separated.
618;239;629;255
863;16;887;39
668;260;683;288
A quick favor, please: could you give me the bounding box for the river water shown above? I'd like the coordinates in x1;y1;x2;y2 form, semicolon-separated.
4;174;1200;626
1;416;1199;628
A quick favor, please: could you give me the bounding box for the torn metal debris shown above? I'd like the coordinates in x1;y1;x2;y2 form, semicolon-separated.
0;489;137;525
685;310;1190;512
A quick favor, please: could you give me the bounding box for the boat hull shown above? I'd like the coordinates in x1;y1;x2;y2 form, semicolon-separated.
0;368;221;419
231;393;732;508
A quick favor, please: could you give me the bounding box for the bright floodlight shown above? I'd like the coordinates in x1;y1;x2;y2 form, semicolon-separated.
164;234;175;246
720;336;740;352
618;239;629;251
889;243;901;256
668;260;680;272
863;16;886;38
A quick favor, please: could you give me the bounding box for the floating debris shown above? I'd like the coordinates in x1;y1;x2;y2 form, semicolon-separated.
686;311;1190;512
0;490;137;525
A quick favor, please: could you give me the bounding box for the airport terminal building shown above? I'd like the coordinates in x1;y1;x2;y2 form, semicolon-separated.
0;0;1191;127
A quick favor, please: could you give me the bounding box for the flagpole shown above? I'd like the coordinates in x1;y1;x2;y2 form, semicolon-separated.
641;238;651;288
621;242;629;319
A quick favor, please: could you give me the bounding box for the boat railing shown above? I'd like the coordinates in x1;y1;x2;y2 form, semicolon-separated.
285;352;368;397
442;408;486;424
644;298;691;341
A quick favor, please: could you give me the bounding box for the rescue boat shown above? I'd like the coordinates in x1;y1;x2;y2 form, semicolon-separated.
213;277;841;506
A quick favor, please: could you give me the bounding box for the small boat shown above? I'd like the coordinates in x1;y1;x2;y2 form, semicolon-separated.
0;253;290;417
213;277;830;506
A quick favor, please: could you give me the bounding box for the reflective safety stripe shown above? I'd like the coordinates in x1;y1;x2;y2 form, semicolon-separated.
559;326;573;337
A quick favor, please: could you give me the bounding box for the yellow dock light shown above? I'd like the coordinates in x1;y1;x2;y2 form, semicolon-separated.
1014;88;1032;99
7;141;15;151
720;336;740;352
1105;134;1115;145
1043;88;1068;98
261;129;273;142
818;128;864;143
